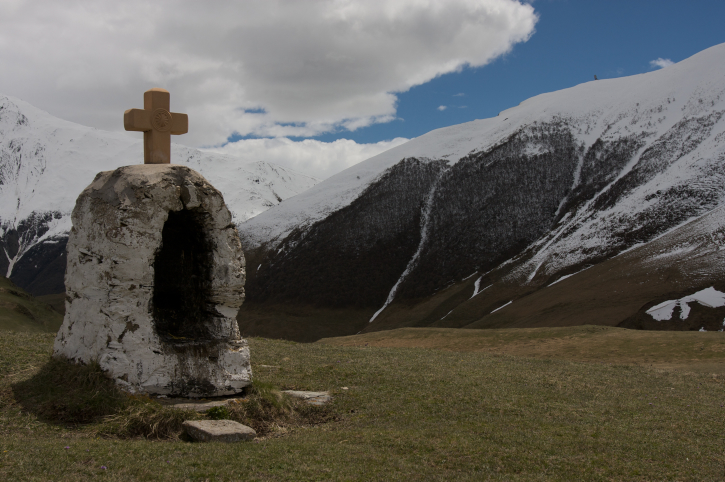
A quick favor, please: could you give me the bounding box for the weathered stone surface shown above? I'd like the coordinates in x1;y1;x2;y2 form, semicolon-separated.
166;398;243;412
53;164;251;397
283;390;331;405
183;420;256;442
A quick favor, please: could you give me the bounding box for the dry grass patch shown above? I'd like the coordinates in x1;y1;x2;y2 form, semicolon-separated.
225;381;337;438
96;398;202;440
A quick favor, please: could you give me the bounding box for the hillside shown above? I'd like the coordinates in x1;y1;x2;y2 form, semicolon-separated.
0;96;318;295
0;276;61;332
238;43;725;341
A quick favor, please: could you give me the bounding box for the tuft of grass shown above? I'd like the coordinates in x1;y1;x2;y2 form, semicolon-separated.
225;380;336;437
12;356;127;424
250;379;292;411
97;398;202;440
204;405;230;420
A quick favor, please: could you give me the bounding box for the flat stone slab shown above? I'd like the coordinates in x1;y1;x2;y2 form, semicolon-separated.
170;400;233;412
283;390;331;406
183;420;256;443
163;397;244;412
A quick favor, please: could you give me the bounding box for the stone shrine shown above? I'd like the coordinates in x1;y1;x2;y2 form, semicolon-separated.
53;89;251;397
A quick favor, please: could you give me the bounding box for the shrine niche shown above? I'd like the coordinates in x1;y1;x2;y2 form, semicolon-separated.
53;89;250;397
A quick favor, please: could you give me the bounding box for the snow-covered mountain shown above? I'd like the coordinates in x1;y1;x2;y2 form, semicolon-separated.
238;43;725;341
0;95;318;295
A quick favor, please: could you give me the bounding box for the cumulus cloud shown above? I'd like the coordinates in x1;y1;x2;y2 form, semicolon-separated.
650;58;674;69
0;0;537;147
207;137;410;179
438;105;447;111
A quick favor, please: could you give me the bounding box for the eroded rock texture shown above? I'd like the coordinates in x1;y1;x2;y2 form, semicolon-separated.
53;164;250;397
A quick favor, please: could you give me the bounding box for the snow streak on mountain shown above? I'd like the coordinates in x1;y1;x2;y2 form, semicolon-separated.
239;43;725;339
0;96;318;294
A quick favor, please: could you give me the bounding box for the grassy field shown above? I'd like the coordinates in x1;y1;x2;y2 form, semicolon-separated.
1;328;725;480
320;325;725;373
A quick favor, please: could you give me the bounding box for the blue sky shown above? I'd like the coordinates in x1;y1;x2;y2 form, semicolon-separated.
312;0;725;145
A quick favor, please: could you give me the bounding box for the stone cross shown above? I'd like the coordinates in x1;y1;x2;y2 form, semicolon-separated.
124;88;188;164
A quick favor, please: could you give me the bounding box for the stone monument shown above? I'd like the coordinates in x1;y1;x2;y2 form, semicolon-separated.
53;89;251;397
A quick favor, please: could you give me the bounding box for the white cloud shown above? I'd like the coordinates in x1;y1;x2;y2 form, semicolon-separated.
438;105;448;111
207;137;410;179
650;58;674;69
0;0;537;147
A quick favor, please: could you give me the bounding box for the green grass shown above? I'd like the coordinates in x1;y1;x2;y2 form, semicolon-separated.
320;325;725;373
0;277;62;332
1;330;725;480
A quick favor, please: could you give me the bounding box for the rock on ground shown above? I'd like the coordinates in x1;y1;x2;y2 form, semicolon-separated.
283;390;332;405
183;420;256;442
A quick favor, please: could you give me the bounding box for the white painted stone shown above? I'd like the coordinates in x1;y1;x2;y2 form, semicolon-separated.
53;164;251;397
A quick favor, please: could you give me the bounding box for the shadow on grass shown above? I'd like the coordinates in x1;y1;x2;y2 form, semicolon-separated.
12;355;128;425
11;356;202;439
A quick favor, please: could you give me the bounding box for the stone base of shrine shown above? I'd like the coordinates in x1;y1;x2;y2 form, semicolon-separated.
53;164;251;397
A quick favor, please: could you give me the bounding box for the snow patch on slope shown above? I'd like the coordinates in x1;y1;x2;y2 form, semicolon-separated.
547;266;592;287
470;277;491;299
646;287;725;321
491;300;512;313
370;171;445;322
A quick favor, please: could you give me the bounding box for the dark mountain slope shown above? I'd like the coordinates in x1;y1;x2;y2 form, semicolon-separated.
247;158;447;309
397;121;580;300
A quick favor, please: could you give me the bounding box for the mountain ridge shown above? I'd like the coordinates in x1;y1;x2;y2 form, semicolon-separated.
241;43;725;252
238;42;725;340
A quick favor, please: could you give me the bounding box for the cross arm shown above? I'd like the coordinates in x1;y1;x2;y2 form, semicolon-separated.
124;109;151;132
169;113;188;135
124;109;188;134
